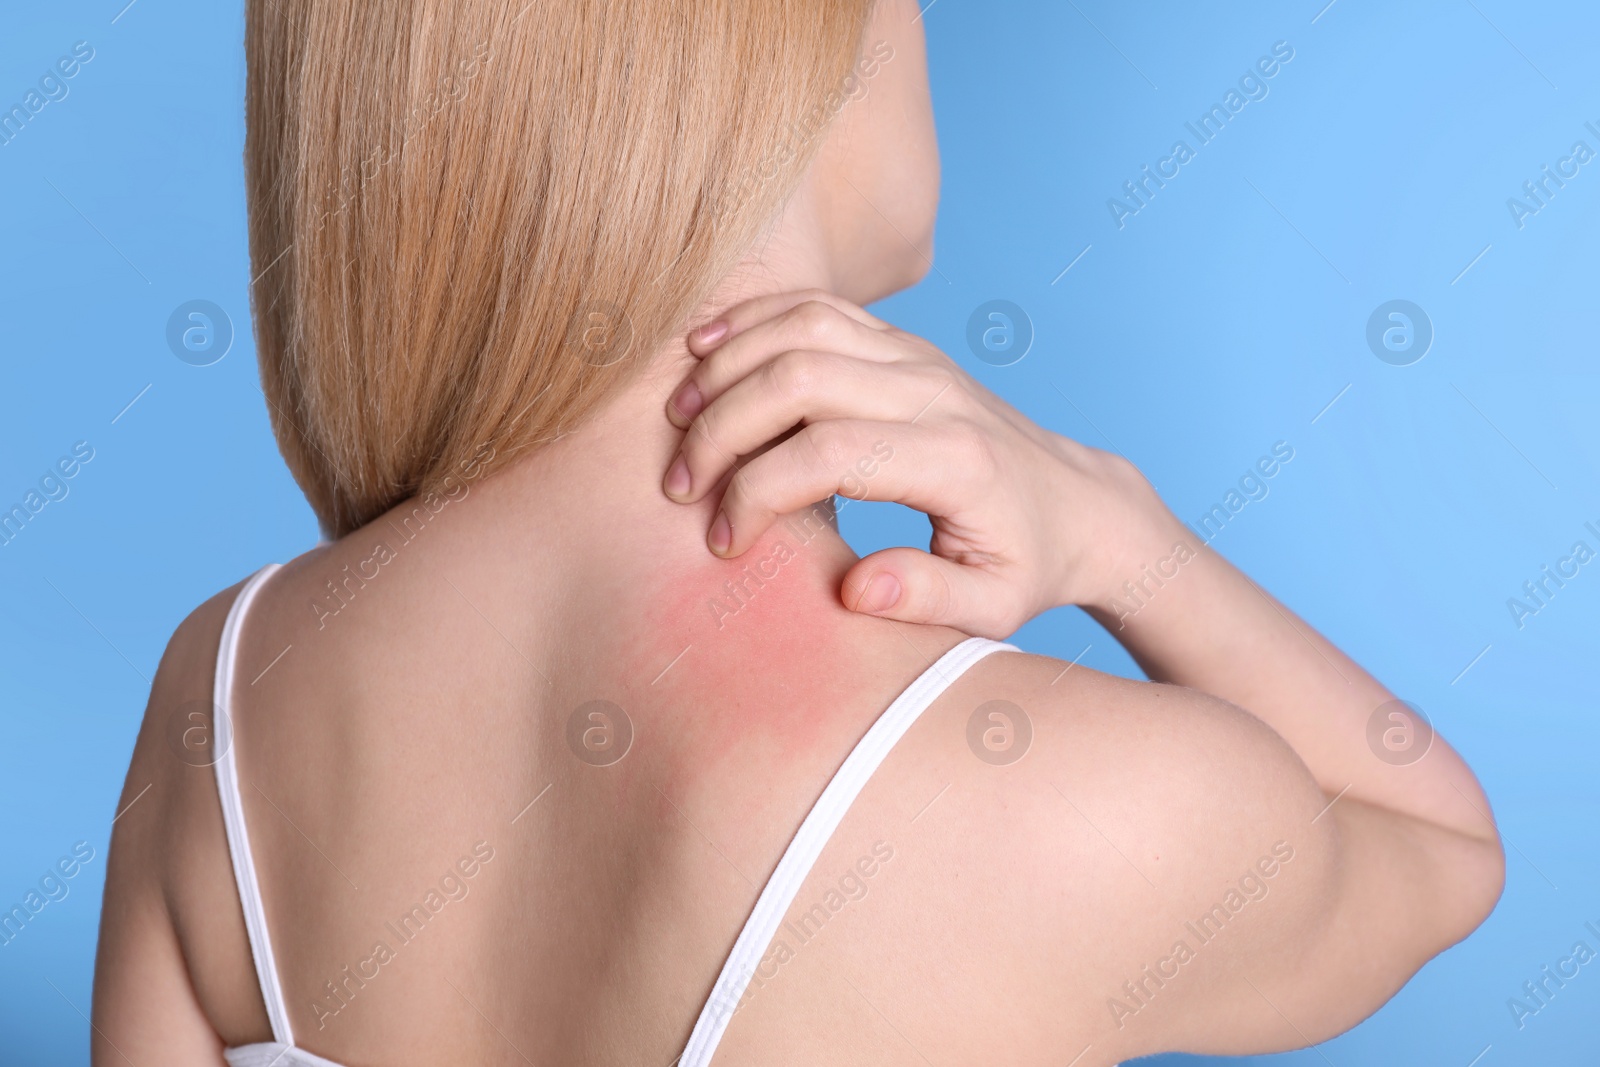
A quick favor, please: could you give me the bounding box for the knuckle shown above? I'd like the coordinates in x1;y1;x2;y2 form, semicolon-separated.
680;428;711;474
724;465;770;518
691;403;719;447
801;422;852;473
721;466;750;511
689;406;728;463
920;564;955;621
788;300;839;345
766;350;820;403
911;363;971;419
927;365;963;401
947;422;996;474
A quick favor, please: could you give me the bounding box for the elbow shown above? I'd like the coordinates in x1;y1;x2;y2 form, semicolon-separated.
1467;833;1507;936
1438;831;1506;953
1452;779;1508;943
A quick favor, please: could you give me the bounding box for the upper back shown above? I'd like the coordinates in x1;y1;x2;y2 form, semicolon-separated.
108;509;1337;1066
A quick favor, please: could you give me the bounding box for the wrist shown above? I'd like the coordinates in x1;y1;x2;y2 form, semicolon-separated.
1088;518;1202;626
1065;451;1193;609
1034;435;1196;616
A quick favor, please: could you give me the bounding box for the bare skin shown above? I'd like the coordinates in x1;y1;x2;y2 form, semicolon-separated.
93;3;1503;1064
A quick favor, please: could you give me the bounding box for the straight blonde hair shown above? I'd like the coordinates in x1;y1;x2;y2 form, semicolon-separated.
246;0;874;537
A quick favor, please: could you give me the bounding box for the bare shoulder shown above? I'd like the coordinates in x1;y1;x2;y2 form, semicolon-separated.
809;648;1343;1064
902;648;1332;878
115;576;245;851
96;574;272;1052
785;645;1497;1065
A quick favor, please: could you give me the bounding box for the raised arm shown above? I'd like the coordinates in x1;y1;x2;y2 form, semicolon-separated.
658;288;1505;1057
1084;520;1499;851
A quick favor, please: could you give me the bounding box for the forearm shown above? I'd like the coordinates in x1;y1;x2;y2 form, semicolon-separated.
1083;522;1497;845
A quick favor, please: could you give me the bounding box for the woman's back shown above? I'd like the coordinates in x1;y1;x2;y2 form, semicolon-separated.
103;385;1499;1064
135;446;937;1057
116;451;957;1058
84;409;1215;1065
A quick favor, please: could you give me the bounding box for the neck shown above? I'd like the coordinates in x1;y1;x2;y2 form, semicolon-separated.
426;191;862;644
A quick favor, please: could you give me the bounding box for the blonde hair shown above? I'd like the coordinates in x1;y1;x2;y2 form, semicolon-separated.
246;0;874;537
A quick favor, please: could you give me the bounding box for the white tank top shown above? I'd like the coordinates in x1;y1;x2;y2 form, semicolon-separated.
214;563;1015;1066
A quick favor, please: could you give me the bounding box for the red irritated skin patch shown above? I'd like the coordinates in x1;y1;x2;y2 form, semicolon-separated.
634;503;869;767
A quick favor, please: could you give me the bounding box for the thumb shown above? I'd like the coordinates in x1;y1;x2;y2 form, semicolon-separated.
841;547;1021;639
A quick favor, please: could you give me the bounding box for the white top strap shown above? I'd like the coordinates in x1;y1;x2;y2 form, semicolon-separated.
212;564;295;1046
679;636;1017;1066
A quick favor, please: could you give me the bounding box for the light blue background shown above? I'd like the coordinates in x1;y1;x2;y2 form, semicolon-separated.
1;1;1594;1064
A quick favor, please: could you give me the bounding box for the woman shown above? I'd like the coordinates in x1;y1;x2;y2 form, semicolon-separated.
93;0;1503;1063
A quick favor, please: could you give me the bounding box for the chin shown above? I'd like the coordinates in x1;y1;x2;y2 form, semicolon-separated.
898;232;937;288
847;237;937;305
870;186;940;298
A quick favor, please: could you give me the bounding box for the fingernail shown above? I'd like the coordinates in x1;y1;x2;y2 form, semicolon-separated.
664;455;690;498
708;511;732;555
671;380;704;422
693;320;728;347
859;573;901;613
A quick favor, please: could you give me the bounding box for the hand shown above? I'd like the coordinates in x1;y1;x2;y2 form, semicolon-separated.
660;290;1184;638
